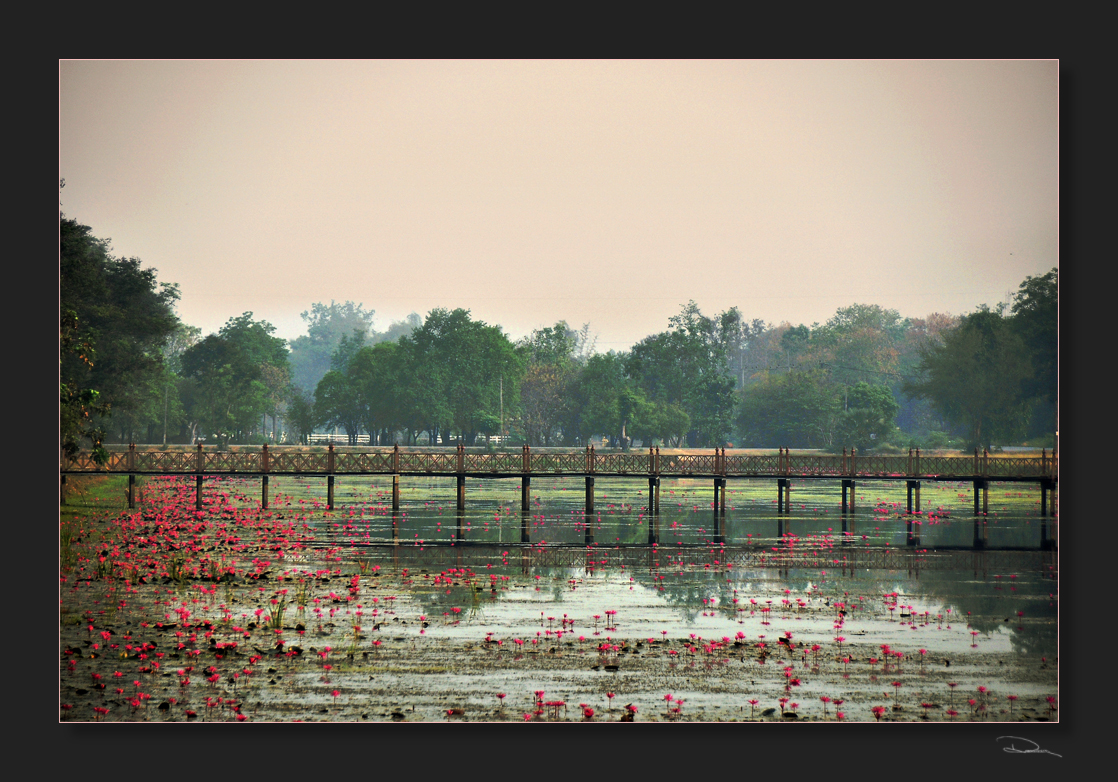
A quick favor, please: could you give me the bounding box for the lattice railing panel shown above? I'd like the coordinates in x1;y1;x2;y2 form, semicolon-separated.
132;451;196;473
593;453;646;474
269;451;329;473
786;455;841;476
670;454;717;475
531;452;588;473
465;452;524;473
846;455;908;477
399;452;457;472
335;452;393;473
201;452;259;472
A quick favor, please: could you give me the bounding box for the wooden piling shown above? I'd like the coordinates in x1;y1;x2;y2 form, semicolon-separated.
392;444;400;513
194;443;204;510
521;468;531;543
327;444;335;510
261;444;269;509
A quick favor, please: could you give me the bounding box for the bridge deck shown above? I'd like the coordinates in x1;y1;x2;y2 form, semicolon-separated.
60;446;1057;483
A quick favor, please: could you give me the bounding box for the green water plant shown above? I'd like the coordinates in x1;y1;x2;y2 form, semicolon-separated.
268;590;288;631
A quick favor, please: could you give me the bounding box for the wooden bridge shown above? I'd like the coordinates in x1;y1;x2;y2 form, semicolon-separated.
60;444;1057;549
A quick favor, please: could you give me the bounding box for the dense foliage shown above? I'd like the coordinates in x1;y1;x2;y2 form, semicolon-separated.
60;209;1056;451
60;216;181;460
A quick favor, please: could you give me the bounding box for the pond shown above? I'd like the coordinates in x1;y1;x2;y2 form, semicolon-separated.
59;474;1058;722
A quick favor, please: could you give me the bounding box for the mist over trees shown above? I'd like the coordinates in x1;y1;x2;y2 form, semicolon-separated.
60;214;1057;452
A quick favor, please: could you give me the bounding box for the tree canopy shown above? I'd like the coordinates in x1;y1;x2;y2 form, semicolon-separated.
179;313;290;445
60;216;181;461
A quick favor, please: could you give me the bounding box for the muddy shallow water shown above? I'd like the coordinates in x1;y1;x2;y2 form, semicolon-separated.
59;476;1058;723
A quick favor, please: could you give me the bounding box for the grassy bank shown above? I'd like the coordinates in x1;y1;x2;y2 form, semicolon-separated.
60;474;141;524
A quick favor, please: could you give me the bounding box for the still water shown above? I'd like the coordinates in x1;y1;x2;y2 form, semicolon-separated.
264;473;1056;549
242;473;1058;662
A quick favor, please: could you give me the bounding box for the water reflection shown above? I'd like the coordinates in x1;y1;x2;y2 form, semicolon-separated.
266;474;1056;551
243;474;1057;661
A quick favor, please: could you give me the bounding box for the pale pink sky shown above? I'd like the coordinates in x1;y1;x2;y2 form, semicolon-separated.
59;60;1058;350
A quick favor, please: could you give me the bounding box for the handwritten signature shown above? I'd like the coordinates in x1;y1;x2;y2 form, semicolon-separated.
997;736;1062;758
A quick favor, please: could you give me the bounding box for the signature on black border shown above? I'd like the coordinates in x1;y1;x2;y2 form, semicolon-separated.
997;736;1062;757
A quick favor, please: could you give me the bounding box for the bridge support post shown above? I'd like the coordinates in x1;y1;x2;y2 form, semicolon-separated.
195;443;204;510
261;444;269;509
717;477;727;543
841;478;856;514
521;475;531;543
1040;478;1056;550
60;474;66;506
585;476;595;544
327;444;335;510
456;474;466;542
777;478;790;513
392;444;400;513
585;476;594;515
905;480;921;512
128;474;135;509
647;477;658;544
972;479;988;548
973;478;988;517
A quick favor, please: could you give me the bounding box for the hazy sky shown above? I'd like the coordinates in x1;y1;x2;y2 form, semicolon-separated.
59;60;1058;351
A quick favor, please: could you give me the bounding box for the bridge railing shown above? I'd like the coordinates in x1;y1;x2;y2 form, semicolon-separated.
333;451;393;473
657;452;714;475
60;446;1057;481
591;452;645;474
269;450;331;473
398;451;457;473
531;451;587;474
464;451;523;474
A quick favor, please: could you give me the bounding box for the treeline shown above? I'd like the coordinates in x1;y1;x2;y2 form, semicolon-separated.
60;214;1057;461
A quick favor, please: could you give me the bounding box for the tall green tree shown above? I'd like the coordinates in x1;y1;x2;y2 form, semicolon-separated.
835;381;901;451
626;301;737;446
347;342;405;444
813;304;909;387
60;216;181;460
903;306;1032;449
736;369;842;448
180;313;289;444
1009;267;1058;441
397;309;523;445
518;322;583;445
285;387;318;445
314;370;364;444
